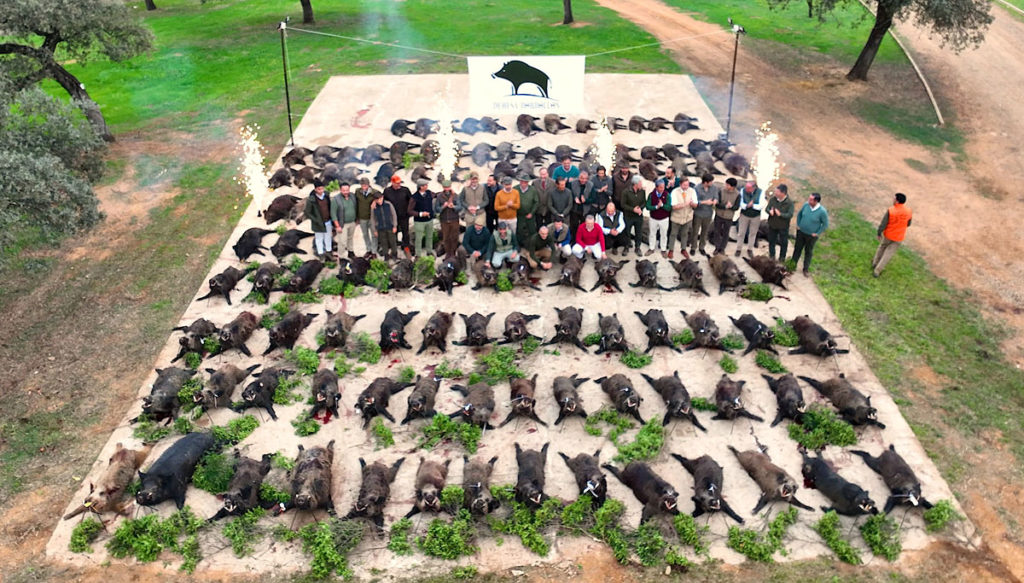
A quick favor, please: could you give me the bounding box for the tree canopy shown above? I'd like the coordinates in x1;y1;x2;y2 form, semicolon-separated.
0;0;153;141
770;0;992;80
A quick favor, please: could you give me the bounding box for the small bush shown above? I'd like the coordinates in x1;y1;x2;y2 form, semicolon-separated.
173;416;194;435
860;513;901;561
454;271;468;285
202;336;221;354
243;290;268;304
719;355;738;373
211;415;259;445
342;282;363;298
434;360;464;378
192;452;236;493
477;346;523;384
726;507;798;562
671;329;694;346
440;485;466;513
619;350;653;369
414;256;435;283
690;397;717;412
418;509;478;559
584;408;634;442
924;499;964;533
398;366;416;383
259;483;291;506
634;523;668;566
496;271;513;292
388;517;414;555
284;347;320;376
132;414;171;443
452;566;478;579
489;498;562;556
69;517;103;553
772;317;800;347
365;259;392;292
741;283;774;302
371;417;395;449
582;332;601;346
721;334;745;351
755;350;787;373
106;508;205;570
674;513;709;555
814;510;861;565
177;378;203;407
521;336;540;356
183;352;202;370
349;331;381;364
613;419;664;463
292;414;321;436
418;414;481;453
222;507;265;557
271;451;295;471
787;404;857;449
318;276;345;295
296;518;363;579
273;375;304;405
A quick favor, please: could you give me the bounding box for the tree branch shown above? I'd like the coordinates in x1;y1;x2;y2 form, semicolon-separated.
0;42;43;59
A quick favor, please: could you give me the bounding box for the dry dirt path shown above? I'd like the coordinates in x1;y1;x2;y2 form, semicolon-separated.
595;0;1024;580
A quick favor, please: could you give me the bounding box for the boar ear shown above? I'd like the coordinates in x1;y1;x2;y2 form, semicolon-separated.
325;309;334;317
358;458;366;468
88;482;95;494
138;471;146;480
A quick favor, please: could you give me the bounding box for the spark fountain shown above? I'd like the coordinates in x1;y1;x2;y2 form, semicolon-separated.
592;116;615;171
433;95;461;184
235;124;269;217
752;121;782;193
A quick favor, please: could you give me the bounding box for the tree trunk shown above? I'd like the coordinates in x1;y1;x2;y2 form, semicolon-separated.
847;1;895;81
49;62;114;142
562;0;574;25
300;0;314;24
144;0;156;10
806;0;813;18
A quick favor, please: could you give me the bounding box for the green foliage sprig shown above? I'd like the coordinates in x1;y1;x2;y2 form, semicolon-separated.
582;332;601;346
521;336;540;356
434;360;464;378
211;415;259;445
284;347;320;376
365;259;391;292
690;397;717;412
787;404;857;449
755;350;787;373
719;354;738;373
726;507;798;562
183;352;202;370
613;419;664;463
349;331;381;364
398;366;416;383
258;483;291;506
318;276;345;295
672;329;694;346
418;508;478;559
414;256;435;284
296;518;364;579
192;451;235;493
388;517;414;555
477;346;523;385
860;513;901;561
371;417;395;449
292;414;320;437
721;333;746;351
273;375;304;405
814;510;862;565
106;507;205;572
496;271;513;292
924;499;964;532
620;350;653;368
741;283;774;302
418;414;481;453
69;517;103;553
132;414;171;443
584;408;634;440
674;513;709;555
222;507;266;557
489;498;562;556
772;317;800;347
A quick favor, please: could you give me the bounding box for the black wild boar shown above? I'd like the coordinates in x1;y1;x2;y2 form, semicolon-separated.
391;119;413;138
449;382;497;430
594;374;644;424
648;117;671;132
472;257;499;290
356;377;412;427
602;461;680;525
263;194;302;223
379;307;419;351
282;146;312;167
729;445;812;514
594;312;628;355
515;113;542;136
508;257;540;290
743;255;790;289
389;258;416;290
405;458;451;517
672;258;710;295
590;257;629;292
628;115;648;133
641;371;706;431
799;374;884;428
801;451;878;516
402;374;441;424
232;227;275;261
282;440;335;515
673;454;744;523
281;259;323;293
198;364;260;412
559;450;607;506
635;309;681;354
270;229;313;260
207;451;272;522
788;315;849;357
500;374;547;427
309;368;342;422
552;374;589;425
171;318;219;363
64;443;153;520
463;455;500;515
414;118;438;139
514;442;549;508
136;432;217;509
712;374;764;422
454;312;495;347
133;367;196;424
681;310;731;353
264;310;317;355
218;311;260;357
345;457;406;531
499;312;541;344
638;160;660;182
291;166;317;188
851;445;932;514
196;265;253;305
761;373;806;427
543;306;588;352
673;113;700;133
709;253;747;295
479;116;505;133
723;152;750;177
316;309;366;353
575;118;596;133
418;311;454;354
546;254;587;292
236;366;293;420
729;314;778;356
430;248;468;296
543;113;569;134
629;260;674;291
250;262;284;298
268;168;293;190
338;253;372;286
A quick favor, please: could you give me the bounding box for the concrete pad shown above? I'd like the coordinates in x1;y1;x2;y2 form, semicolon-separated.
47;74;972;577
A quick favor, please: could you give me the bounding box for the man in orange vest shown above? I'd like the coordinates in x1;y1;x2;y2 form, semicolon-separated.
872;192;913;278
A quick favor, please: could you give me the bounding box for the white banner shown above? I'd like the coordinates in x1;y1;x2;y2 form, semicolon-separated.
467;55;586;115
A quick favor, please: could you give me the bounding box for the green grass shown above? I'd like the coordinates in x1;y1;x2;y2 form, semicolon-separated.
854;100;964;151
50;0;676;143
663;0;903;63
813;208;1024;465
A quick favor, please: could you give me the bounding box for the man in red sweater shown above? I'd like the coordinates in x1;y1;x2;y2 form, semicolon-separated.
572;214;606;259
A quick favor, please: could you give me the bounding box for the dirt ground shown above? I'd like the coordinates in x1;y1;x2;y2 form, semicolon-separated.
5;2;1024;582
45;74;962;577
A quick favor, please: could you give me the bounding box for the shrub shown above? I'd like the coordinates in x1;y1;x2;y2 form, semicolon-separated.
107;508;205;571
202;336;221;354
924;499;964;533
259;483;291;506
292;414;320;437
787;404;857;449
434;360;464;378
860;513;901;561
211;415;259;446
489;498;562;556
183;352;201;370
318;276;345;295
613;419;664;463
619;350;653;369
454;271;468;285
477;346;523;384
365;259;392;292
741;283;774;302
582;332;602;346
496;271;513;292
418;414;481;453
69;517;103;553
414;256;435;283
674;513;709;555
388;517;414;556
440;485;466;514
671;329;694;346
721;334;745;351
132;414;171;443
521;336;540;356
222;508;265;558
371;417;395;449
296;518;363;579
192;452;236;493
772;317;800;347
173;416;194;435
398;366;416;383
177;378;203;407
755;350;787;373
418;509;478;559
719;354;738;373
452;566;478;579
284;347;320;375
349;331;381;364
726;507;798;562
584;408;634;442
634;523;667;566
690;397;717;412
814;510;861;565
273;375;304;405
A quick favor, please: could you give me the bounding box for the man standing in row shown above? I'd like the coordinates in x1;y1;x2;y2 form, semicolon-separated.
409;178;435;256
434;180;463;256
370;191;398;260
459;171;488;228
735;180;763;258
668;177;697;259
355;177;378;254
646;179;672;257
690;173;719;256
872;192;912;278
791;192;828;276
382;175;411;253
494;176;520;234
765;183;794;261
335;182;358;257
304;179;339;261
621;176;646;255
712;178;740;254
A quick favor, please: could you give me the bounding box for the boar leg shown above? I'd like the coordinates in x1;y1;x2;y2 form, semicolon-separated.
720;499;745;524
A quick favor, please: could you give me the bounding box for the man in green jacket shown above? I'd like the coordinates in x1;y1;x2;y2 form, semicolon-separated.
765;183;795;261
303;179;340;260
620;175;647;255
791;192;829;276
335;183;358;257
354;177;379;254
516;174;540;244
